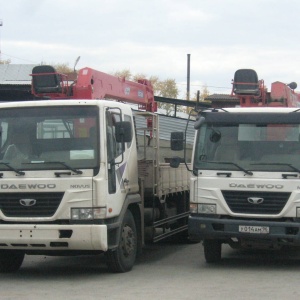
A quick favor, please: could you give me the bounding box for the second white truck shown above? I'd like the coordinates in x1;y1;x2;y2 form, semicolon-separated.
188;107;300;262
185;69;300;262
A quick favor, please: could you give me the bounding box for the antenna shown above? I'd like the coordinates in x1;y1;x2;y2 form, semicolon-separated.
74;56;80;72
196;90;200;111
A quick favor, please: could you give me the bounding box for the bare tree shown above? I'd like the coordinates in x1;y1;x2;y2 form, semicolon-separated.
114;69;132;80
0;59;11;64
53;63;73;74
155;78;179;115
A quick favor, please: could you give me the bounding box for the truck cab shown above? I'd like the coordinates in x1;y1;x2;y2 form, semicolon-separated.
0;99;140;272
188;107;300;262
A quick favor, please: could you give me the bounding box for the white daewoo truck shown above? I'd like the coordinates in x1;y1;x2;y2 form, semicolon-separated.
188;107;300;262
0;66;195;273
186;69;300;262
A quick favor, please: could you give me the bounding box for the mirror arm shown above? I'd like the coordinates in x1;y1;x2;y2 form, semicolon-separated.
183;109;197;172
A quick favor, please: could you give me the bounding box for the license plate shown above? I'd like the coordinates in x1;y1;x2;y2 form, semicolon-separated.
239;225;269;234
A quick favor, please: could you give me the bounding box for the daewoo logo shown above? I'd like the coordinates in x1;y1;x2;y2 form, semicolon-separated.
229;183;283;189
0;184;56;190
20;199;37;207
247;197;264;204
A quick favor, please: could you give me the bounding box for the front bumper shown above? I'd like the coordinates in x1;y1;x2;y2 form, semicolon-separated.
0;224;108;251
188;214;300;245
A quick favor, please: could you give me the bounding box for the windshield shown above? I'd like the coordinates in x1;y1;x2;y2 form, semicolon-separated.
194;122;300;172
0;105;99;171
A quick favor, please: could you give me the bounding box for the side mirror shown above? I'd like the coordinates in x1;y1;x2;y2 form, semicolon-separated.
169;156;182;168
115;121;132;143
194;116;205;130
170;132;184;151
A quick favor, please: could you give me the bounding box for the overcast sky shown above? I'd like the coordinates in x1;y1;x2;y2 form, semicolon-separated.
1;0;300;98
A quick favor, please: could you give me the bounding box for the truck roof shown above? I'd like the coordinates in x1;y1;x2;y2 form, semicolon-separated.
200;107;300;124
205;107;300;113
0;99;132;110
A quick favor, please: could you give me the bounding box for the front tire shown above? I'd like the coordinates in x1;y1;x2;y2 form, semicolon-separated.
203;239;222;263
106;210;137;273
0;250;25;273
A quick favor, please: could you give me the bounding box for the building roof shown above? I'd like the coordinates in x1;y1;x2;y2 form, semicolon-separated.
0;64;37;85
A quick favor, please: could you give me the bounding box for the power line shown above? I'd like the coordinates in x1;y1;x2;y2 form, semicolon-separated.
176;82;230;90
1;52;38;64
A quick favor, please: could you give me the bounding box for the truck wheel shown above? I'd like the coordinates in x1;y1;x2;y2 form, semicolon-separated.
0;250;25;273
106;210;137;273
203;239;222;263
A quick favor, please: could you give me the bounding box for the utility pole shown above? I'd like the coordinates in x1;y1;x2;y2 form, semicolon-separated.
187;54;191;100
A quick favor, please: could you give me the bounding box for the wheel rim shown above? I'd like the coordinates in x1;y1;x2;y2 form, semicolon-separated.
121;224;136;257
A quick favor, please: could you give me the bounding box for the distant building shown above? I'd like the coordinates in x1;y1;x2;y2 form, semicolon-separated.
0;64;37;101
205;93;239;108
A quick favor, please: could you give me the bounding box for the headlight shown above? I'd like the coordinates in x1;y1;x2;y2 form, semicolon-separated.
198;204;216;214
190;203;216;214
71;207;107;220
190;203;198;213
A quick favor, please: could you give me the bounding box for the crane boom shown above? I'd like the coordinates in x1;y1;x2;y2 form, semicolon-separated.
31;65;157;112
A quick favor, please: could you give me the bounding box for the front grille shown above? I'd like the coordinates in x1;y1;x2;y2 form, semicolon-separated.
0;192;64;217
222;190;291;215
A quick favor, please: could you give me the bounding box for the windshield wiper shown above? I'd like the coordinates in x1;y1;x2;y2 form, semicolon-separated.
204;160;253;176
0;162;25;176
25;161;83;175
251;163;300;173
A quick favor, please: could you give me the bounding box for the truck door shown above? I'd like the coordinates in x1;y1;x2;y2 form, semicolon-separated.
105;109;131;196
106;111;117;194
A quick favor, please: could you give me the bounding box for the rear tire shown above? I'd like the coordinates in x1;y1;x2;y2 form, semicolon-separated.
203;239;222;263
106;210;137;273
0;250;25;273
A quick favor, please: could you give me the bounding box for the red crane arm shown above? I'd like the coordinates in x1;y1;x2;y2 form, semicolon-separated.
31;65;157;112
74;67;156;112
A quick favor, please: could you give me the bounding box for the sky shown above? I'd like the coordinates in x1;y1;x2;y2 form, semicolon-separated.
1;0;300;98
